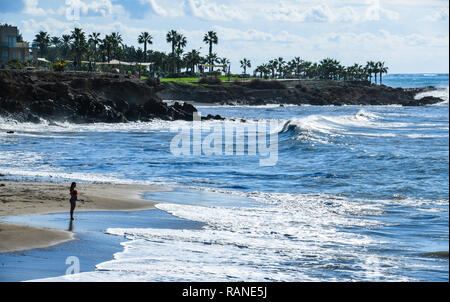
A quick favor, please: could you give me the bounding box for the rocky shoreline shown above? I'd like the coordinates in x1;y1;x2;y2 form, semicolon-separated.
0;71;444;124
0;70;200;123
159;79;444;107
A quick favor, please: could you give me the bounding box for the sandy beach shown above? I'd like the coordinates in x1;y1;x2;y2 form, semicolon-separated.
0;181;166;253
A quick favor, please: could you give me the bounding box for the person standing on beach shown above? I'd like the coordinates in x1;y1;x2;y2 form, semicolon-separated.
69;182;78;220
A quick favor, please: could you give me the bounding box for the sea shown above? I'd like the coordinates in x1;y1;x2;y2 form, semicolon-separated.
0;73;448;281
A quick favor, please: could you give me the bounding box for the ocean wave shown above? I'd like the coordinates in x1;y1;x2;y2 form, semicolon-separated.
28;184;448;282
276;109;415;144
0;116;258;134
36;189;446;282
0;168;174;186
195;104;299;109
415;87;449;106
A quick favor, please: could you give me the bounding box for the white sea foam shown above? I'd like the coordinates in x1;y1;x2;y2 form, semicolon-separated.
415;87;449;106
195;104;299;109
0;167;174;186
279;109;420;145
0;117;255;134
34;190;422;282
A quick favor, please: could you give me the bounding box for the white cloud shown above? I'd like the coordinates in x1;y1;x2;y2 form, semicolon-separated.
23;0;47;16
65;0;114;17
139;0;184;18
263;0;399;23
145;0;169;16
264;3;334;22
213;25;306;43
364;0;399;21
424;7;449;22
185;0;247;21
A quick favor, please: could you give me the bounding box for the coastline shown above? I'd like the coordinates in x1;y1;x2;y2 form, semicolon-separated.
1;71;446;125
0;180;167;253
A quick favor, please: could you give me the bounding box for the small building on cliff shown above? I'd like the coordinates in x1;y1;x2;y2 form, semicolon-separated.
0;24;37;64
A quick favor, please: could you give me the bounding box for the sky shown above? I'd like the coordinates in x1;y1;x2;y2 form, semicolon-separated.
0;0;448;73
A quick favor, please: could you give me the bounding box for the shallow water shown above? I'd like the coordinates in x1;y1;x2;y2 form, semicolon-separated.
0;209;202;281
0;74;448;281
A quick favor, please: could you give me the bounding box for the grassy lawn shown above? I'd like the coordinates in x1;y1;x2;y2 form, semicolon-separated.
160;76;254;83
160;77;199;82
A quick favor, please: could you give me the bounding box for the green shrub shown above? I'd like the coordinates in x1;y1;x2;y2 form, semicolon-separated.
7;59;23;70
198;77;222;85
244;79;287;89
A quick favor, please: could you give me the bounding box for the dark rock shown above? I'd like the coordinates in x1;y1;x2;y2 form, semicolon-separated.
0;70;196;123
157;79;444;106
203;114;225;120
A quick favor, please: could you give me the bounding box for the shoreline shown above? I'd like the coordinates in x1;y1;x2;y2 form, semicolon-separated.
1;71;446;125
0;180;168;253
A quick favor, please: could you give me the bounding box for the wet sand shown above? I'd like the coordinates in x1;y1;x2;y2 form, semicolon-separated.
0;181;167;253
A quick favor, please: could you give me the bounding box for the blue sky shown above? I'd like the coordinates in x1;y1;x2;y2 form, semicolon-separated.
0;0;448;73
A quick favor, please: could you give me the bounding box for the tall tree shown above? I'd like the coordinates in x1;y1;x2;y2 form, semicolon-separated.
110;32;123;59
203;31;218;72
184;49;202;74
51;36;61;47
88;32;101;62
291;57;303;78
176;34;187;74
376;61;388;85
138;32;153;62
240;58;251;78
61;34;71;59
33;31;50;57
70;27;87;69
166;30;180;74
219;57;230;74
102;35;115;62
276;57;286;78
366;61;376;84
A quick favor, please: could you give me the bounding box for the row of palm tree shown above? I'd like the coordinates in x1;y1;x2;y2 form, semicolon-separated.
33;28;226;76
252;58;388;84
32;27;389;83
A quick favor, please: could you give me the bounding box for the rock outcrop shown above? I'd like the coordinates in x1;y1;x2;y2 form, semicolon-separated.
158;80;444;106
0;70;200;123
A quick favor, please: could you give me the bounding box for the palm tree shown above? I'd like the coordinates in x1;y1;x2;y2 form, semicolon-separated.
184;49;202;74
50;36;61;60
102;35;115;62
88;32;101;62
176;34;187;74
240;58;251;79
376;61;388;85
275;57;286;78
365;61;376;84
33;31;50;57
166;30;178;55
206;52;219;71
110;32;123;59
70;28;87;69
150;50;168;76
203;31;218;72
51;36;61;47
291;57;304;78
255;65;265;78
61;34;71;60
319;58;342;80
138;32;153;62
219;57;230;74
268;59;276;78
166;30;180;74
